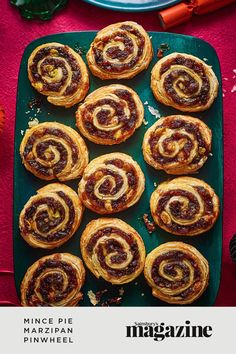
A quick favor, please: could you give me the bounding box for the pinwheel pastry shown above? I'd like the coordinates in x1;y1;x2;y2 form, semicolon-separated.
19;183;83;249
21;253;85;306
144;242;209;305
20;122;89;181
150;177;219;236
80;218;146;284
78;152;145;214
151;52;219;112
27;42;89;108
142;115;212;174
86;21;153;80
76;84;143;145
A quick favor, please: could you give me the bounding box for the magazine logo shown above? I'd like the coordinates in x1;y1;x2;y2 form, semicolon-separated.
126;320;212;341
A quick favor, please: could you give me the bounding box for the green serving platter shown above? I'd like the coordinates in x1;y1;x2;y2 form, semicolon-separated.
83;0;181;12
13;31;223;306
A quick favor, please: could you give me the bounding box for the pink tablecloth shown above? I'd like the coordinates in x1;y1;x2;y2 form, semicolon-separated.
0;0;236;306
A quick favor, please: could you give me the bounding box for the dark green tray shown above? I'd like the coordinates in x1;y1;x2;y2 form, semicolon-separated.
13;31;223;306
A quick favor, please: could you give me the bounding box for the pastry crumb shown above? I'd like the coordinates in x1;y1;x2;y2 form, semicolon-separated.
87;290;99;306
28;97;42;109
119;287;125;296
143;213;156;234
143;101;148;105
101;297;122;307
149;36;152;39
135;282;138;286
95;289;108;302
157;43;170;59
223;77;228;80
154;182;157;187
143;119;149;126
209;152;213;156
157;49;164;59
28;118;39;128
141;293;145;297
233;69;236;74
20;130;24;136
148;105;161;119
203;58;208;62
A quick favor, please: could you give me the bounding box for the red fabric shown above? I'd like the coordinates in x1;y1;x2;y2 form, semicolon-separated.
0;1;236;306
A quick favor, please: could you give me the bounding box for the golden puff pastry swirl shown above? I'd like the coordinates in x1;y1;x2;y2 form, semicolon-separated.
20;122;89;181
28;42;89;108
21;253;85;307
87;21;153;80
144;242;209;305
19;183;83;249
80;218;146;284
78;153;145;214
142;115;212;174
150;177;219;236
76;84;143;145
151;53;218;112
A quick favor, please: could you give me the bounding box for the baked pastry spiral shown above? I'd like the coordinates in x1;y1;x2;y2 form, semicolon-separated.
151;52;219;112
28;42;89;108
80;218;146;284
150;177;219;236
20;122;89;181
78;153;145;214
19;183;83;249
144;242;209;305
21;253;85;306
76;84;143;145
142;115;212;174
87;21;153;80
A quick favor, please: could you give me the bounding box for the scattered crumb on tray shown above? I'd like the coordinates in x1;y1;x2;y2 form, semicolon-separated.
148;105;161;119
119;287;125;296
143;101;148;105
88;289;109;306
157;43;170;59
143;213;156;234
28;117;39;128
95;289;108;302
28;97;42;109
101;297;122;307
143;119;149;126
157;49;164;59
87;290;99;306
20;130;24;136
